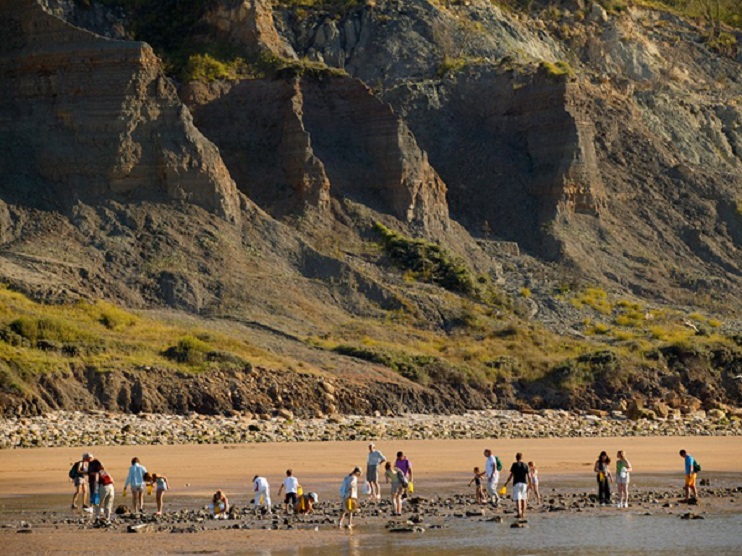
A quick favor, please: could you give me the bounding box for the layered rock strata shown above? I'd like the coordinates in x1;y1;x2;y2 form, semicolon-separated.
185;75;450;234
0;0;241;223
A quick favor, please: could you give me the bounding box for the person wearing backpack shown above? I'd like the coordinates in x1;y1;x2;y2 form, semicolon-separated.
483;448;502;507
679;449;699;502
69;453;92;511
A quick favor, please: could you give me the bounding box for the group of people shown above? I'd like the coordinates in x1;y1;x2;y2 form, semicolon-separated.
68;445;701;526
69;454;168;524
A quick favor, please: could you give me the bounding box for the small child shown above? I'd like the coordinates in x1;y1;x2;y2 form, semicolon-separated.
468;466;487;504
209;490;229;519
147;473;169;515
528;461;541;504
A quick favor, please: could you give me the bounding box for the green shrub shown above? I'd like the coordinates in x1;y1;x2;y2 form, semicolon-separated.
184;53;248;83
163;336;212;365
374;223;476;295
539;60;574;80
8;317;84;344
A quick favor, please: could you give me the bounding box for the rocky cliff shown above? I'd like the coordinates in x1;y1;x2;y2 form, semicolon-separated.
0;0;741;418
184;74;451;235
0;0;242;223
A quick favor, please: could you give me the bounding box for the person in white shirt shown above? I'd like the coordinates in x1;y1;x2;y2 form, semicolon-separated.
339;467;361;529
277;469;300;513
123;457;147;513
484;448;501;507
252;475;272;515
366;443;386;501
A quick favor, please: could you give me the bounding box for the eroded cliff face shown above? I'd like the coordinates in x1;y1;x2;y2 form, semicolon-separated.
184;75;451;235
204;0;296;59
0;0;242;223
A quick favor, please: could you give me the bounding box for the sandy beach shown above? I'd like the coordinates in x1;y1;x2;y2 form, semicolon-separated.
1;435;740;496
1;436;740;554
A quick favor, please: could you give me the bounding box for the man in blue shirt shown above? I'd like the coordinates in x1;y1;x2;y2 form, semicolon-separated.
679;449;697;502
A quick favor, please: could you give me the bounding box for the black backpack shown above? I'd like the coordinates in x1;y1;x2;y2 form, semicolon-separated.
68;461;82;480
692;460;701;473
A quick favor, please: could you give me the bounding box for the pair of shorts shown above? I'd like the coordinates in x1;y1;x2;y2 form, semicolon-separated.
285;492;298;504
685;473;696;488
366;464;379;483
513;482;528;501
130;485;144;493
73;477;86;487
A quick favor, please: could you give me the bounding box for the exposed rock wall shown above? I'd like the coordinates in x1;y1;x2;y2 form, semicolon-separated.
0;0;242;223
387;68;605;256
204;0;296;59
185;75;450;234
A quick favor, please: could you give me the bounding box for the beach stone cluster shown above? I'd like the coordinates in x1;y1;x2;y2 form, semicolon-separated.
1;408;740;449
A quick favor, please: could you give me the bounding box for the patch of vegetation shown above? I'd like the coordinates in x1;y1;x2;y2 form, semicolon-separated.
538;60;575;80
0;285;285;392
374;223;477;295
569;287;613;315
436;56;487;78
333;344;436;383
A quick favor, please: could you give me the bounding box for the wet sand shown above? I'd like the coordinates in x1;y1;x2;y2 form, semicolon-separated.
1;436;740;554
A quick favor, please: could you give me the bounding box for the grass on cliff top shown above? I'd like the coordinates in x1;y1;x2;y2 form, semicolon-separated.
0;285;292;382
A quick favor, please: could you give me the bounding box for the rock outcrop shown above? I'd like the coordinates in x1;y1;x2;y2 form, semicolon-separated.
204;0;296;59
184;74;451;235
0;0;242;223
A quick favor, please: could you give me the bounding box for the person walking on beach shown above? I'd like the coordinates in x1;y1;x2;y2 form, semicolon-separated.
384;461;394;497
503;453;531;519
594;451;613;506
366;443;386;501
615;450;632;508
70;452;91;511
484;449;501;507
147;472;169;515
86;455;103;519
253;475;272;515
123;457;147;513
527;461;541;504
277;469;299;514
339;467;361;529
679;449;698;502
468;467;486;504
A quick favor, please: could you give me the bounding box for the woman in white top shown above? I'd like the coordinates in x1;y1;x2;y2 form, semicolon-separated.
615;450;633;508
527;461;541;504
339;467;361;529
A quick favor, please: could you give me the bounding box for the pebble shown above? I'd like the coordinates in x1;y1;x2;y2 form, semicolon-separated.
0;409;739;449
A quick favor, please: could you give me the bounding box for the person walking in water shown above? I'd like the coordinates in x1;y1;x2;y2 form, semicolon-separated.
483;449;501;507
253;475;272;515
594;451;613;506
366;443;386;501
123;457;147;513
679;449;698;502
339;467;361;529
527;461;541;504
469;466;486;504
615;450;632;508
502;453;532;519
